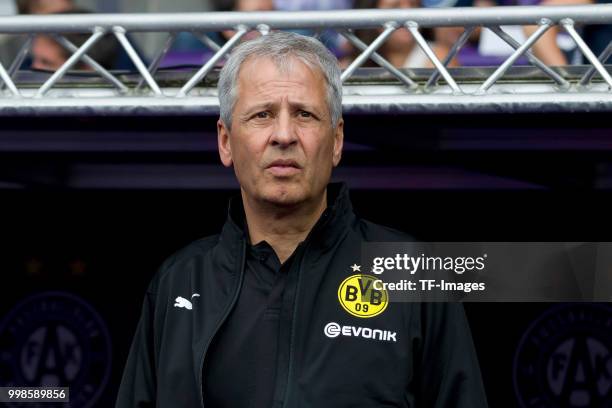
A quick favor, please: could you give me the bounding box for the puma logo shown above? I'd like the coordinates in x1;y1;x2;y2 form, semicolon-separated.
174;293;200;310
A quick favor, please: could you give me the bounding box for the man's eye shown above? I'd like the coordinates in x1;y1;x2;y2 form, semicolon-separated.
255;111;269;119
299;111;312;118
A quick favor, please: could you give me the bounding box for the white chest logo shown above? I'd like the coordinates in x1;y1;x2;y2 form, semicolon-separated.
174;293;200;310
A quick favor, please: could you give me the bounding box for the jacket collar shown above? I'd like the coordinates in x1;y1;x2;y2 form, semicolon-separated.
220;182;354;252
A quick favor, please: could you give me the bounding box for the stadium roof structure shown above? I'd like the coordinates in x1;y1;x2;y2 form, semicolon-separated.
0;4;610;116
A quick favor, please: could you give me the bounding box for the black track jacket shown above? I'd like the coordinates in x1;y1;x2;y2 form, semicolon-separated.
116;183;489;408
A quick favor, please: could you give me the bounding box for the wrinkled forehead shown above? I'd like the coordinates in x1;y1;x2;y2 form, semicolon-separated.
237;54;325;89
241;52;317;72
234;55;328;109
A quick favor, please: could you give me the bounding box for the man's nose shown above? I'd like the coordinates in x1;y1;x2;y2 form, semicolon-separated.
270;111;298;148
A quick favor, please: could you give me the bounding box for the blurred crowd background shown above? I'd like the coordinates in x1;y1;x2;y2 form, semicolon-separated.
0;0;610;75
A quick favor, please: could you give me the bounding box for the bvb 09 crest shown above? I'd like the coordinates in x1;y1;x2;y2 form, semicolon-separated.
338;274;388;318
514;303;612;408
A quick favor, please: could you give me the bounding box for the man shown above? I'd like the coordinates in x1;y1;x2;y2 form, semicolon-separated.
16;0;73;14
29;9;119;71
30;30;118;71
116;31;488;408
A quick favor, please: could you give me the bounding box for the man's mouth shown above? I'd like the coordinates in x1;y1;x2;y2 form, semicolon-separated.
266;159;302;176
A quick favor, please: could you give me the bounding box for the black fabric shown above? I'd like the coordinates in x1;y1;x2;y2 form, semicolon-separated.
116;182;489;408
203;189;335;408
202;240;298;408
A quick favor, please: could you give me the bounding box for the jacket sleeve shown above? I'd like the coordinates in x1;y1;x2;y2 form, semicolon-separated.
115;288;158;408
415;302;489;408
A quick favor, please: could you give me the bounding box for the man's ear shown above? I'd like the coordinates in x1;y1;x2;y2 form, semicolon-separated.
218;118;233;168
332;117;344;167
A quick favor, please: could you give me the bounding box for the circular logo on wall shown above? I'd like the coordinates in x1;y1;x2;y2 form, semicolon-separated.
0;292;112;408
338;274;388;318
514;303;612;408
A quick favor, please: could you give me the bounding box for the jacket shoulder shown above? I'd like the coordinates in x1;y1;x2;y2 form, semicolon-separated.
148;234;220;293
355;218;419;242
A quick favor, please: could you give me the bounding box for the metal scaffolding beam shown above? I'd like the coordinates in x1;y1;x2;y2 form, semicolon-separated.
1;5;611;31
0;6;610;115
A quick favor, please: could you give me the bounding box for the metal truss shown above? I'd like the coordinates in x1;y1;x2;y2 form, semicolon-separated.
0;5;610;115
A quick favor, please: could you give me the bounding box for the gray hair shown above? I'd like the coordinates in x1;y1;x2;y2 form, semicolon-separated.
217;31;343;130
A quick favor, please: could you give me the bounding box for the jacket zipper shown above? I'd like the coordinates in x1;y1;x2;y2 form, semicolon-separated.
198;238;247;408
280;239;312;408
280;211;334;407
282;210;331;408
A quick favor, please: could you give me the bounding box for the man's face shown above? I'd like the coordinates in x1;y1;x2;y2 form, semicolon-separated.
30;0;73;14
31;36;66;71
218;56;344;208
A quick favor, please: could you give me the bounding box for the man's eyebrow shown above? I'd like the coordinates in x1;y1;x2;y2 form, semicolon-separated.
243;101;323;114
289;102;320;113
244;102;276;114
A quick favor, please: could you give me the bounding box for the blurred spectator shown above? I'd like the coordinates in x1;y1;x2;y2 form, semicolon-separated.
213;0;273;12
215;0;275;42
582;2;612;63
212;0;352;65
426;0;610;66
31;32;117;70
521;0;574;65
352;0;458;68
16;0;73;14
523;0;611;65
272;0;353;64
274;0;353;61
214;0;350;11
423;0;485;66
275;0;351;9
31;34;77;70
29;9;119;71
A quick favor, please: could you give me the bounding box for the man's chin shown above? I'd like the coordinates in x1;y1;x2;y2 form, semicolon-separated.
260;183;307;207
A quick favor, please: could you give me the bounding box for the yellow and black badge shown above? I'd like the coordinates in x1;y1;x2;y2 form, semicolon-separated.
338;274;388;318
